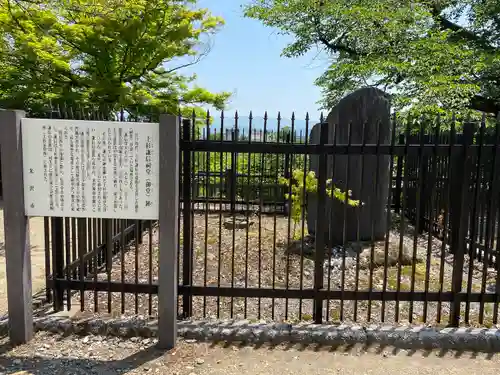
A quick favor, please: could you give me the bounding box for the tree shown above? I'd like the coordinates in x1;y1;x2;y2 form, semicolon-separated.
243;0;500;117
0;0;231;119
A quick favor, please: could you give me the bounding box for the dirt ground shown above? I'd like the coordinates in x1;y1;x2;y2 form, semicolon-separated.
0;332;499;374
0;208;48;316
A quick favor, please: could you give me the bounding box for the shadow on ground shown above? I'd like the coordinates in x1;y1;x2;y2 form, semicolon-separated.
0;333;497;374
208;339;499;360
0;289;52;323
0;242;40;257
0;344;165;374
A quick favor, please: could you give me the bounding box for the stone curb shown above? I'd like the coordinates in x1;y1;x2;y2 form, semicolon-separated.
1;316;500;352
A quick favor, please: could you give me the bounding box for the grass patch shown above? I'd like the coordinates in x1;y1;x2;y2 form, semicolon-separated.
301;313;313;321
206;236;218;245
329;309;341;322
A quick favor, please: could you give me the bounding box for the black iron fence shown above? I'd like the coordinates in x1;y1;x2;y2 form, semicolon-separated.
177;112;500;326
396;125;499;266
44;217;155;313
34;109;500;328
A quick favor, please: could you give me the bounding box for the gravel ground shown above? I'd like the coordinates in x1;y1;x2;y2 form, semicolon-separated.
0;332;204;374
1;332;500;375
69;211;499;326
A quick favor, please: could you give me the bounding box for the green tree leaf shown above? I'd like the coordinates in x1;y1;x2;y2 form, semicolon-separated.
243;0;500;118
0;0;232;117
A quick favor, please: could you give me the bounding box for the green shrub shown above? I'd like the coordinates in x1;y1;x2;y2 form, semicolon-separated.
279;169;361;240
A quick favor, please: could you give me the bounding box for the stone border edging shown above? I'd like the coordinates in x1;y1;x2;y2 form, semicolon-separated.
0;316;499;352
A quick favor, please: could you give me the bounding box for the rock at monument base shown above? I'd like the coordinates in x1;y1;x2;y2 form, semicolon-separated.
307;87;392;245
223;215;254;230
324;240;421;270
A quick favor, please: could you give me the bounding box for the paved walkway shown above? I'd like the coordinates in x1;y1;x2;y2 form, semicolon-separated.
199;346;500;375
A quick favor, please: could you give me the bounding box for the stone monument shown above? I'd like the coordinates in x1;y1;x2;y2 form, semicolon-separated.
307;87;392;245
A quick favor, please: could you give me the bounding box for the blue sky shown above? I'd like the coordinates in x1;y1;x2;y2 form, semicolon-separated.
181;0;329;127
175;1;471;131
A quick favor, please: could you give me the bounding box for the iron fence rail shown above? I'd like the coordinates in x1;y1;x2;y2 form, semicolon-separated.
36;110;500;328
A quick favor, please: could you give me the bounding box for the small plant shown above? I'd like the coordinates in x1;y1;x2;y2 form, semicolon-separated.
279;170;361;240
301;313;313;321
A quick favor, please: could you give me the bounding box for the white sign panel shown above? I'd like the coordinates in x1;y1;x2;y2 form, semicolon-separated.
22;118;160;219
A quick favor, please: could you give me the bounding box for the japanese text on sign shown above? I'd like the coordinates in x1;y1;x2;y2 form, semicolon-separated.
22;119;159;219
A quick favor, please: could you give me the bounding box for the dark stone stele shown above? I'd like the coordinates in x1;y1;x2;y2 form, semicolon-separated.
307;87;392;246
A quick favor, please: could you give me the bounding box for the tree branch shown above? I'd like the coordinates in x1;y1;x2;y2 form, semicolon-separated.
119;5;156;81
316;32;359;56
156;41;213;75
469;95;500;115
431;6;498;52
6;0;28;33
311;15;360;57
121;14;175;83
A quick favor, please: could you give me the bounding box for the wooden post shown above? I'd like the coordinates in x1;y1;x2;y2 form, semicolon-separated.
157;114;180;349
0;110;33;344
